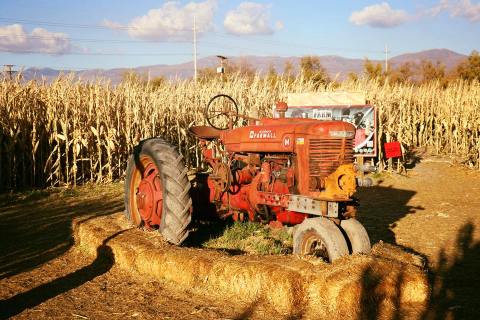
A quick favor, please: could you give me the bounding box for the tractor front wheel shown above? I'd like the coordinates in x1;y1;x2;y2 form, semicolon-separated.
124;138;192;245
340;218;371;254
293;217;349;262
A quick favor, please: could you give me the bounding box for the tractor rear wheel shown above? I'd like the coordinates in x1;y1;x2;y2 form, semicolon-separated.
293;217;349;262
124;138;192;245
340;219;371;255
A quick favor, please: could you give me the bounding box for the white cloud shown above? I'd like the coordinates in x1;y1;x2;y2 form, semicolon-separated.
101;19;123;30
103;0;217;41
224;2;282;35
349;2;410;28
429;0;480;22
0;24;71;54
428;0;451;16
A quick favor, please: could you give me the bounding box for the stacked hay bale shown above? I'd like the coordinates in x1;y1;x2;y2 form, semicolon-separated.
74;214;429;319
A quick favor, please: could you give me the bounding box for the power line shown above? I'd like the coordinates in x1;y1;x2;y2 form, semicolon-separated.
0;17;389;55
0;34;270;53
0;17;137;31
0;49;192;56
0;34;180;44
0;33;281;56
208;31;386;55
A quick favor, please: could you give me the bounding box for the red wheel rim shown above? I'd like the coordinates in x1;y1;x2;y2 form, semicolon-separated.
129;156;163;229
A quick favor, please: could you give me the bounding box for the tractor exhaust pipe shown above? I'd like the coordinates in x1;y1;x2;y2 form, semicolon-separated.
275;101;288;118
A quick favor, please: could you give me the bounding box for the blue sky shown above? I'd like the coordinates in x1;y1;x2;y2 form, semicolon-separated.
0;0;479;70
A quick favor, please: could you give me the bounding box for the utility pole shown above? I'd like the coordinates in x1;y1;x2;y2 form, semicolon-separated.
193;15;197;83
384;44;389;74
3;64;16;80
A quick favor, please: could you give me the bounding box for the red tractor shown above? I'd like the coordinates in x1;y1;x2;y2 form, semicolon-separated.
125;95;371;262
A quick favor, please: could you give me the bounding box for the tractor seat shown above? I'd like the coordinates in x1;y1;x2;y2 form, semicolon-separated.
188;125;221;140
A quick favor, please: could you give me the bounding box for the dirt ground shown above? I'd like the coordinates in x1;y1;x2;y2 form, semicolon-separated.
1;156;480;319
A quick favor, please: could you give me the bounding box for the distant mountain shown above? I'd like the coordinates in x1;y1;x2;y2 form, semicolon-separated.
21;49;468;83
389;49;466;69
22;67;67;81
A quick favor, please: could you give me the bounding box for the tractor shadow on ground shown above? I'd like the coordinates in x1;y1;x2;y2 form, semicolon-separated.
353;183;480;319
355;184;424;245
0;187;123;280
422;222;480;320
357;221;480;320
0;229;126;319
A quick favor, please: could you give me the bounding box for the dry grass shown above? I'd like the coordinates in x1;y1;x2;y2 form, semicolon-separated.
74;213;429;319
1;75;479;190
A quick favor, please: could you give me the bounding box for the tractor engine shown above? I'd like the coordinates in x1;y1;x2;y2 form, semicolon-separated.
196;117;358;226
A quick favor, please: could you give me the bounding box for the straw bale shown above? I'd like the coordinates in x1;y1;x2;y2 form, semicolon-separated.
73;213;429;318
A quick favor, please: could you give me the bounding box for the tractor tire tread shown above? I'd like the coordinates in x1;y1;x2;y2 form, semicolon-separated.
124;137;191;245
340;218;371;255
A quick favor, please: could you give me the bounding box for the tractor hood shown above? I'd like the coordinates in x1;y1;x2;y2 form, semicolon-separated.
220;118;356;153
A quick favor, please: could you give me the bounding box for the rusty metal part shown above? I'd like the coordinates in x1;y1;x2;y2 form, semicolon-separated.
275;101;288;119
235;167;254;185
308;138;354;184
344;204;357;218
285;195;339;218
260;162;271;185
189;125;222;140
192;113;360;226
298;230;328;259
218;119;357;200
211;162;231;194
129;156;163;230
205;94;239;130
247;153;261;166
327;202;339;218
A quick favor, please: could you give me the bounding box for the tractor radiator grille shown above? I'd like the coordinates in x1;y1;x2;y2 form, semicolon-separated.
309;138;354;178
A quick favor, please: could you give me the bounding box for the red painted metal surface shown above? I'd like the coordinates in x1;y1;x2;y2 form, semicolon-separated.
189;125;221;140
136;161;163;228
220;119;355;153
193;115;357;225
384;141;402;159
275;210;306;225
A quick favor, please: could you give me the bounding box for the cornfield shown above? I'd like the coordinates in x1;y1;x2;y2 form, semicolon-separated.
0;75;479;190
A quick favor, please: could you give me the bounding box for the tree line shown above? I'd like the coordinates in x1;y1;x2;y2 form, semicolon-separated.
360;50;480;85
121;50;480;87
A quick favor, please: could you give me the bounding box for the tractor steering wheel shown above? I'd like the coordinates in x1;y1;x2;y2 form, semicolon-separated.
205;94;239;130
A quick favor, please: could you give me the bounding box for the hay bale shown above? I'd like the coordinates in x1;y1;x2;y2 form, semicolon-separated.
371;241;427;268
73;213;430;319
